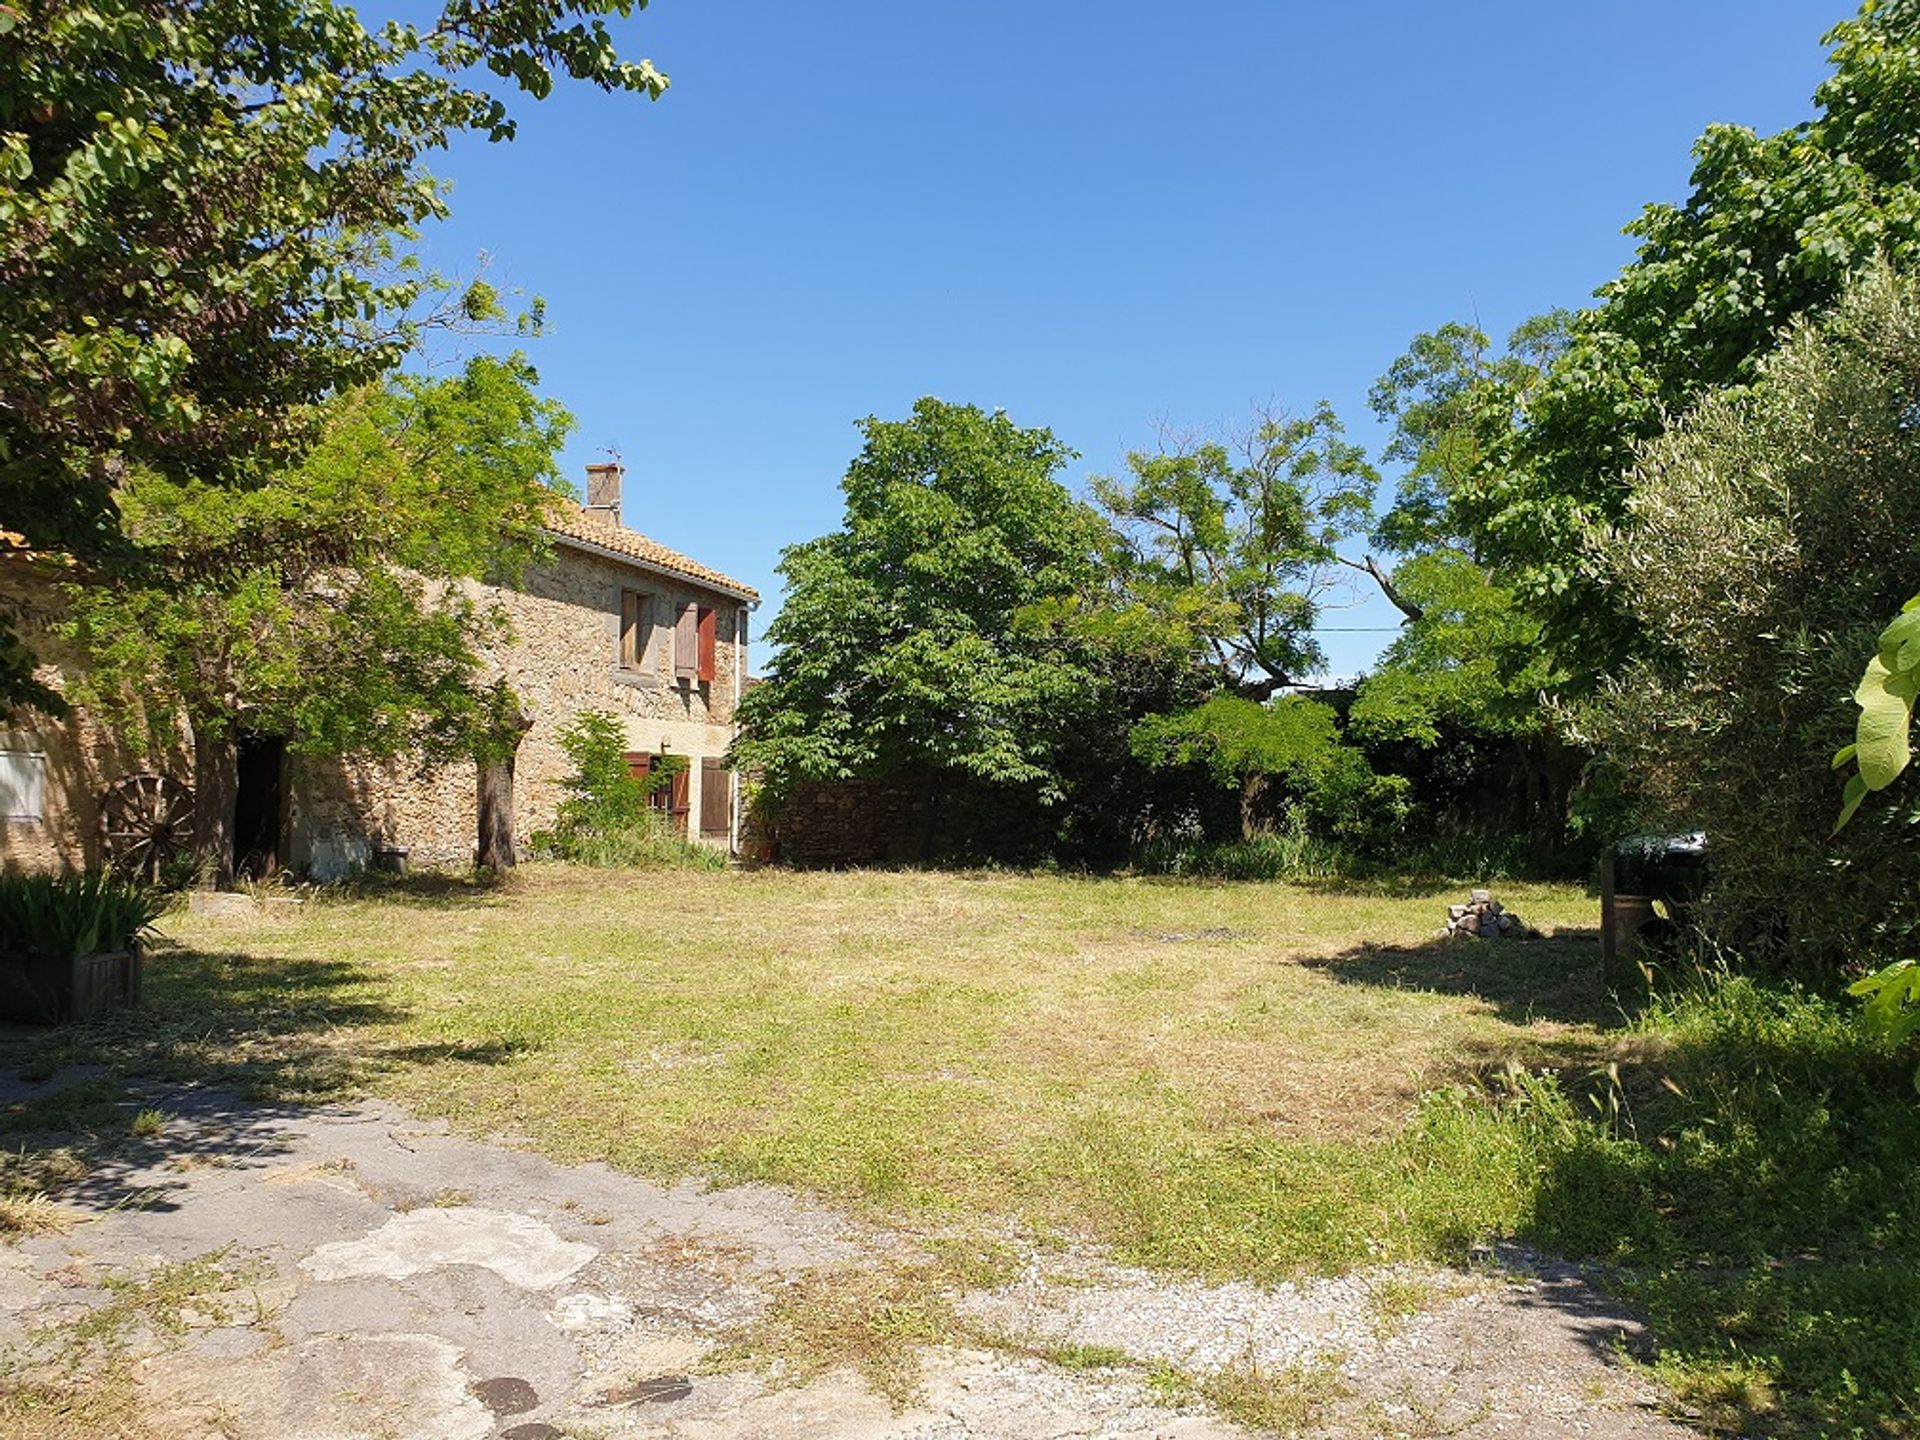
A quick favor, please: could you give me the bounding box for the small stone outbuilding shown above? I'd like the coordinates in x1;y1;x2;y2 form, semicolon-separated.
1;464;759;879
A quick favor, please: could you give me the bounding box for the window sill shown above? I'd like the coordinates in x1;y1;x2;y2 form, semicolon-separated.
613;670;661;691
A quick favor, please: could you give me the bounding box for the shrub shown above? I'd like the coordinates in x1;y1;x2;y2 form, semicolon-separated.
1585;264;1920;972
1134;824;1351;881
549;710;657;836
532;710;720;870
0;871;167;958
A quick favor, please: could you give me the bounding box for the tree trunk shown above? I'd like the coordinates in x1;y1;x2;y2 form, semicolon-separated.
1240;770;1269;841
475;706;532;875
191;720;237;891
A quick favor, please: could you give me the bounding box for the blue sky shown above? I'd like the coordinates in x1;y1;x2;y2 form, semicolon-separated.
416;1;1837;677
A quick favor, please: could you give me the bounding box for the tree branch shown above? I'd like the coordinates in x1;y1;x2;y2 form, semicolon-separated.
1340;553;1424;621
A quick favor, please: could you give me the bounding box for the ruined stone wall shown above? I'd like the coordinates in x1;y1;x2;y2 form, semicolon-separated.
769;777;940;868
293;545;750;875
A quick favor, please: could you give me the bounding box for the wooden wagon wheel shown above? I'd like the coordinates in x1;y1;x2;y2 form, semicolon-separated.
98;773;195;884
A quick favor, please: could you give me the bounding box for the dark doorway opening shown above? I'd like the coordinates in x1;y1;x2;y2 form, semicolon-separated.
233;732;287;878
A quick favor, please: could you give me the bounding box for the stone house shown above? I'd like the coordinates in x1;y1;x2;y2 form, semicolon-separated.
0;463;759;878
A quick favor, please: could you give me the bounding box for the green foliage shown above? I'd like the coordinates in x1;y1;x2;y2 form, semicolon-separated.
1586;264;1920;969
63;354;572;763
0;871;167;958
535;710;719;869
1484;1;1920;662
1348;550;1552;748
1849;960;1920;1079
1133;829;1349;881
1130;694;1338;786
542;819;727;871
1366;314;1567;560
735;399;1110;807
1088;404;1376;693
550;710;660;836
1834;594;1920;830
1357;322;1581;855
1495;970;1920;1438
1130;695;1411;856
0;0;665;713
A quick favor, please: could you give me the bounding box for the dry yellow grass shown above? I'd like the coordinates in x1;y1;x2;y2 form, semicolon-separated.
120;866;1612;1279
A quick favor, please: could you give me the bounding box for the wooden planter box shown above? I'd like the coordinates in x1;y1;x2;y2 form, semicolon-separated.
0;942;143;1025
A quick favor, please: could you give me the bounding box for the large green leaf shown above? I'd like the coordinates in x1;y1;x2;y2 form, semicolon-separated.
1877;607;1920;669
1854;656;1916;790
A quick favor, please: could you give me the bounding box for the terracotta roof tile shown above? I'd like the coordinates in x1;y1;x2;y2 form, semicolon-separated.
542;496;759;603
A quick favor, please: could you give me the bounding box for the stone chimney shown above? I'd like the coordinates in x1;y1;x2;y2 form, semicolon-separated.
584;461;624;527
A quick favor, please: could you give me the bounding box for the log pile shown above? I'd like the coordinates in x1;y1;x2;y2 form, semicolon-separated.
1444;888;1529;940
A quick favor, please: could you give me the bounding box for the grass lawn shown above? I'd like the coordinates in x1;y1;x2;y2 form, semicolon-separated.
146;869;1604;1273
8;865;1919;1437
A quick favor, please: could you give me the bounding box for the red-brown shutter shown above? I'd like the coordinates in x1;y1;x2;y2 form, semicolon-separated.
668;766;691;836
674;604;698;681
696;605;717;684
700;756;730;837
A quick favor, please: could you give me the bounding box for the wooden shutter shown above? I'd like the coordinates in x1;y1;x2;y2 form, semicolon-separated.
674;604;698;682
696;605;717;684
700;756;730;837
619;591;640;669
667;766;691;836
624;751;652;780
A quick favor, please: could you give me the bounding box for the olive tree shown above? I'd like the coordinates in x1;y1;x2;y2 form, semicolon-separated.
1585;264;1920;970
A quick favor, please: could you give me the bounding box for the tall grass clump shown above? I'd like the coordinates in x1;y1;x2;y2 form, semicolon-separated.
0;871;167;958
1421;964;1920;1438
1134;830;1350;881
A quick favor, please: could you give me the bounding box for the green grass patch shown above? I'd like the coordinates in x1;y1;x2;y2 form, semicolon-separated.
11;868;1917;1435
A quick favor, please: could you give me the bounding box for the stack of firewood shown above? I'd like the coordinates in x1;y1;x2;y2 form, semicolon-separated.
1444;889;1529;939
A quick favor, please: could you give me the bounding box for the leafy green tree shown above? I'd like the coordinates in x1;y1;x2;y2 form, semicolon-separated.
1482;1;1920;658
1354;321;1578;848
0;0;667;712
1130;694;1410;852
1088;404;1376;700
1585;264;1920;971
64;354;573;885
733;399;1111;849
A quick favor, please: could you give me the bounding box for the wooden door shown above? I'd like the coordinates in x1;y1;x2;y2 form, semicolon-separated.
700;757;730;839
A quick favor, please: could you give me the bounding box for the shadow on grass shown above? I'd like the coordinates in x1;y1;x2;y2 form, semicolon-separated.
1302;929;1620;1028
287;868;517;911
0;942;436;1218
1481;976;1920;1438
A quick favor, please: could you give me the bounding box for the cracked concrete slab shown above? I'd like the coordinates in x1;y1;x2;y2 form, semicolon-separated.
300;1206;598;1289
0;1076;1696;1440
143;1330;496;1440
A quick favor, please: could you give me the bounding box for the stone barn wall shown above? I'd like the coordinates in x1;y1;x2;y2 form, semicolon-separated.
0;520;754;880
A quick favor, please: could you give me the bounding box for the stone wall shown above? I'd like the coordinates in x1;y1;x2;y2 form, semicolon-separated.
293;544;751;875
768;777;940;867
0;539;751;880
0;561;191;874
